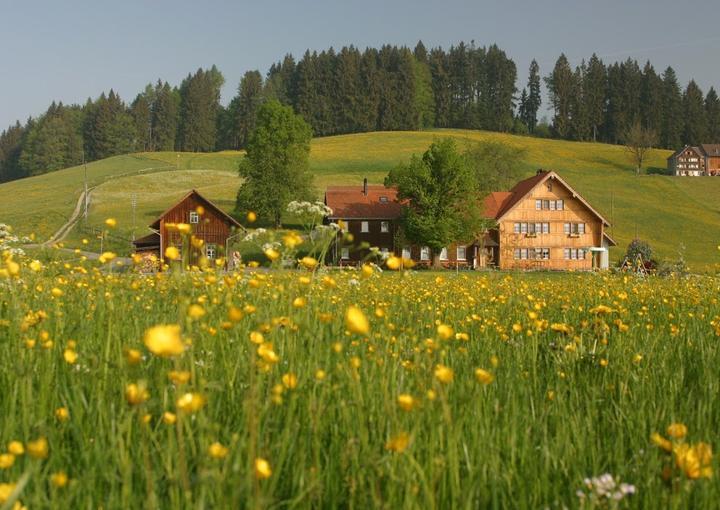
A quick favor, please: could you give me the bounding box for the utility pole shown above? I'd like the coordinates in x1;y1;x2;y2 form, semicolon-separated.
131;193;137;242
83;149;89;221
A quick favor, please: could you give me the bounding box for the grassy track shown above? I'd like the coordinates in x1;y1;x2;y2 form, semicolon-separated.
2;129;719;269
0;254;718;507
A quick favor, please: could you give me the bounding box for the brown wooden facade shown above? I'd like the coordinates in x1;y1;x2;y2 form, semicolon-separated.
667;144;720;176
132;190;243;270
325;171;616;270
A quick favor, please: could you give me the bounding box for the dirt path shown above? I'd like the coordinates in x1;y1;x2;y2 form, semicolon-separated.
41;164;175;246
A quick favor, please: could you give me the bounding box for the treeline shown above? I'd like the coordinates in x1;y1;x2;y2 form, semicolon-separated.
543;54;720;147
2;41;719;183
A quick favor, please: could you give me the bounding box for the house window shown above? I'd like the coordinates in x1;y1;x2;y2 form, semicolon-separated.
439;247;448;261
514;223;521;233
341;247;350;259
361;221;369;233
380;247;389;258
189;211;199;224
457;246;466;260
520;223;528;234
542;223;550;234
379;196;388;203
564;248;585;260
542;200;550;210
564;222;585;235
535;199;542;210
402;247;411;259
420;246;430;261
556;200;564;210
514;248;521;260
205;244;216;259
380;221;390;233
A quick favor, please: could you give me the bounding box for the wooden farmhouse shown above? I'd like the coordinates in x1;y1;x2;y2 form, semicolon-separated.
324;171;616;270
132;189;243;270
667;144;720;176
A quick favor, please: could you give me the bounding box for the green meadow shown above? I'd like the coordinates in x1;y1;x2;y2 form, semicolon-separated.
1;129;719;269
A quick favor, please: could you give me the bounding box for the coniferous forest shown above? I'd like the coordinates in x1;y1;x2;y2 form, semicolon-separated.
1;40;719;183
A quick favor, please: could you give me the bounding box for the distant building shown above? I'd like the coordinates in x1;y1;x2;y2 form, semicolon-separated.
132;189;243;270
667;144;720;176
324;171;616;270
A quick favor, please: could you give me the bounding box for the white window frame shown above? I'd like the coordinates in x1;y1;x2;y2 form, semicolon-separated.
205;243;217;259
456;245;466;261
189;211;199;224
360;221;369;233
402;247;411;259
341;247;350;260
420;246;430;261
439;247;448;261
380;221;390;233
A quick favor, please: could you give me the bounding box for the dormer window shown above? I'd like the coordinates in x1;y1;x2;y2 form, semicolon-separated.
379;196;388;203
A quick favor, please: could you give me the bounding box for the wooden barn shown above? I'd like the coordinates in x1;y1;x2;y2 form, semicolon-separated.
132;190;243;270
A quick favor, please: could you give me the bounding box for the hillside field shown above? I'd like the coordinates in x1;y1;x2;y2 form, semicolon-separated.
1;129;719;269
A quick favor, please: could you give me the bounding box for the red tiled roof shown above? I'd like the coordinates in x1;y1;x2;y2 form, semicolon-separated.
325;185;403;219
482;192;513;219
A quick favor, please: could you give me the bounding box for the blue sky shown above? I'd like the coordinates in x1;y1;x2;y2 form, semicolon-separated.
2;0;720;129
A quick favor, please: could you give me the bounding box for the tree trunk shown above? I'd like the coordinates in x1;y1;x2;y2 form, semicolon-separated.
432;253;442;270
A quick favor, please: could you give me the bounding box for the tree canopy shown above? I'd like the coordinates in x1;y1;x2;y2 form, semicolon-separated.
235;101;313;227
385;139;483;266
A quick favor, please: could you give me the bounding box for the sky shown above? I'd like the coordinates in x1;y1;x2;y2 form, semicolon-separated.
3;0;720;129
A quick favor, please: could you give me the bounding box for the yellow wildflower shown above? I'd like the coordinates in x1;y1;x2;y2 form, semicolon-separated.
125;382;150;406
7;442;23;456
282;372;298;389
27;437;49;459
667;422;688;439
434;364;454;384
474;368;494;385
0;454;14;469
50;471;69;488
104;218;117;228
208;442;229;459
143;324;185;357
164;246;180;261
385;432;410;453
176;392;206;413
255;457;272;479
55;407;70;421
345;305;369;335
397;394;415;411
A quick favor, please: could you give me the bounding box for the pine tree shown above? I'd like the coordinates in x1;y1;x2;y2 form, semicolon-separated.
84;90;137;160
660;67;683;149
683;80;708;145
413;50;435;129
569;63;590;141
229;70;264;149
523;60;542;133
639;62;663;136
178;66;224;151
705;87;720;143
151;81;179;151
584;54;606;141
545;54;574;138
428;48;451;128
19;103;84;175
130;84;154;151
483;45;516;132
0;121;27;182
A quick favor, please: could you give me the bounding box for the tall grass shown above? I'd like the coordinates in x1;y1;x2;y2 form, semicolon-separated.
0;252;718;507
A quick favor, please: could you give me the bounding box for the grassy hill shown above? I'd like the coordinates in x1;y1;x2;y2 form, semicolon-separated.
2;128;718;270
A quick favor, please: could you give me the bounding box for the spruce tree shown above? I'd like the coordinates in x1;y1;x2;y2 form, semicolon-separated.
178;67;224;151
584;54;606;141
84;91;137;160
524;60;542;133
130;84;154;151
683;80;708;145
19;103;84;175
545;54;574;138
151;81;179;151
639;62;663;136
0;121;27;182
660;67;683;149
705;87;720;143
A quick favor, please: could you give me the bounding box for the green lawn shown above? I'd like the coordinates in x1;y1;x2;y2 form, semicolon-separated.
2;129;719;269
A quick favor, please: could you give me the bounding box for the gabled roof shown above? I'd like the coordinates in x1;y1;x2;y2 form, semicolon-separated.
149;189;243;230
488;170;611;227
482;192;514;218
700;144;720;157
325;185;403;219
667;145;703;160
133;232;160;248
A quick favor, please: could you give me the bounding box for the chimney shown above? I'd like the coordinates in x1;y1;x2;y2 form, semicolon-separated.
363;177;368;196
